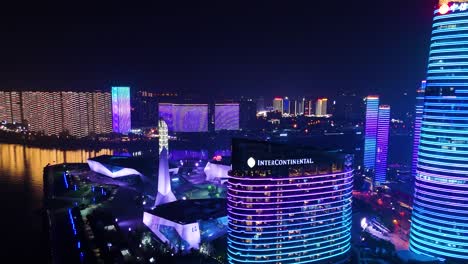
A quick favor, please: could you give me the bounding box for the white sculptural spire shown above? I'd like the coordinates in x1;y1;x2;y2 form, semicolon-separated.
154;147;176;206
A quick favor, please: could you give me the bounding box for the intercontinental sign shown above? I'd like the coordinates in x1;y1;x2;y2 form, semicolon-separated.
247;157;314;168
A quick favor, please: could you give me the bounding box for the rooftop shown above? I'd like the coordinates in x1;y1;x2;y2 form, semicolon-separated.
146;198;227;225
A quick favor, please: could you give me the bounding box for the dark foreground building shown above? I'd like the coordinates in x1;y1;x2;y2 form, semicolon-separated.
227;139;353;264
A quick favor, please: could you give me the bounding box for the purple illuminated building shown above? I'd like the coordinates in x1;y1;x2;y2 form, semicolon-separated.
363;95;380;170
158;103;208;132
227;139;353;264
215;103;240;131
375;105;390;185
143;199;227;252
412;80;426;178
111;86;131;134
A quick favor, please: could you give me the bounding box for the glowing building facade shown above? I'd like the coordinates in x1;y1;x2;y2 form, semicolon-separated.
315;98;328;116
375;105;390;185
412;80;426;178
158;103;209;132
111;86;131;134
227;139;353;264
409;2;468;260
273;97;283;113
363;96;380;170
215;103;240;131
0;90;113;138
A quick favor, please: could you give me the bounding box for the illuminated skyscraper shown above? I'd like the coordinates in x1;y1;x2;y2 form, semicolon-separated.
22;91;63;135
228;139;353;264
283;97;290;115
315;98;328;116
409;2;468;260
0;91;13;123
0;90;113;137
112;86;131;134
273;97;283;113
304;99;313;116
158;119;169;154
412;80;426;178
92;92;113;135
297;98;305;115
375;105;390;185
363;96;380;170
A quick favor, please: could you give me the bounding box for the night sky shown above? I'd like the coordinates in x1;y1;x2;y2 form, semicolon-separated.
0;0;437;114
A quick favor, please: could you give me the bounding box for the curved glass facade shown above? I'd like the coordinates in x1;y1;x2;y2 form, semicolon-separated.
227;164;353;263
409;3;468;260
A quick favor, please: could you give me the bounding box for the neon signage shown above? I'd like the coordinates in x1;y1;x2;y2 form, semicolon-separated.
439;3;468;14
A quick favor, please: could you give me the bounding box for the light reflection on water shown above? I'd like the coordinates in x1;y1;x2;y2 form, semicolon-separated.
0;143;113;261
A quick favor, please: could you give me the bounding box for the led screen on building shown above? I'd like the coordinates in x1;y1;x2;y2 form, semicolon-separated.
215;103;239;131
158;103;208;132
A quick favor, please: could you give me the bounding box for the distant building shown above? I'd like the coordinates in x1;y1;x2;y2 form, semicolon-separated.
239;99;256;130
283;97;290;115
289;99;298;116
215;103;240;131
112;86;132;134
131;90;179;128
304;99;313;116
273;97;283;113
228;139;353;264
363;95;380;170
297;97;305;115
334;91;363;121
315;98;328;116
0;91;22;124
375;105;390;185
0;90;113;138
158;103;209;132
22;91;63;136
256;96;265;112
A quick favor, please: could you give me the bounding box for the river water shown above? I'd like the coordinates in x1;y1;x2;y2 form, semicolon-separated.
0;144;113;262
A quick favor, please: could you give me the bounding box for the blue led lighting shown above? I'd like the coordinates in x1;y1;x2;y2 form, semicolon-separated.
63;173;69;189
409;7;468;260
363;96;380;170
375;105;390;185
227;168;353;264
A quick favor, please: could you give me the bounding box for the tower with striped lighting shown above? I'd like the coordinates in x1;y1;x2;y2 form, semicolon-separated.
410;1;468;260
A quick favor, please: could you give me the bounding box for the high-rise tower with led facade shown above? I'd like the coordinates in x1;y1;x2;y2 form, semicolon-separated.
409;1;468;260
227;139;353;264
375;105;390;185
112;86;131;134
363;95;380;170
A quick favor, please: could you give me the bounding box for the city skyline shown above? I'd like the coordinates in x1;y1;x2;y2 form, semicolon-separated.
4;1;468;264
0;1;436;116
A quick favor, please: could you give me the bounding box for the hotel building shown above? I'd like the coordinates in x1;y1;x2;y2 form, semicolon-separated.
227;139;353;264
